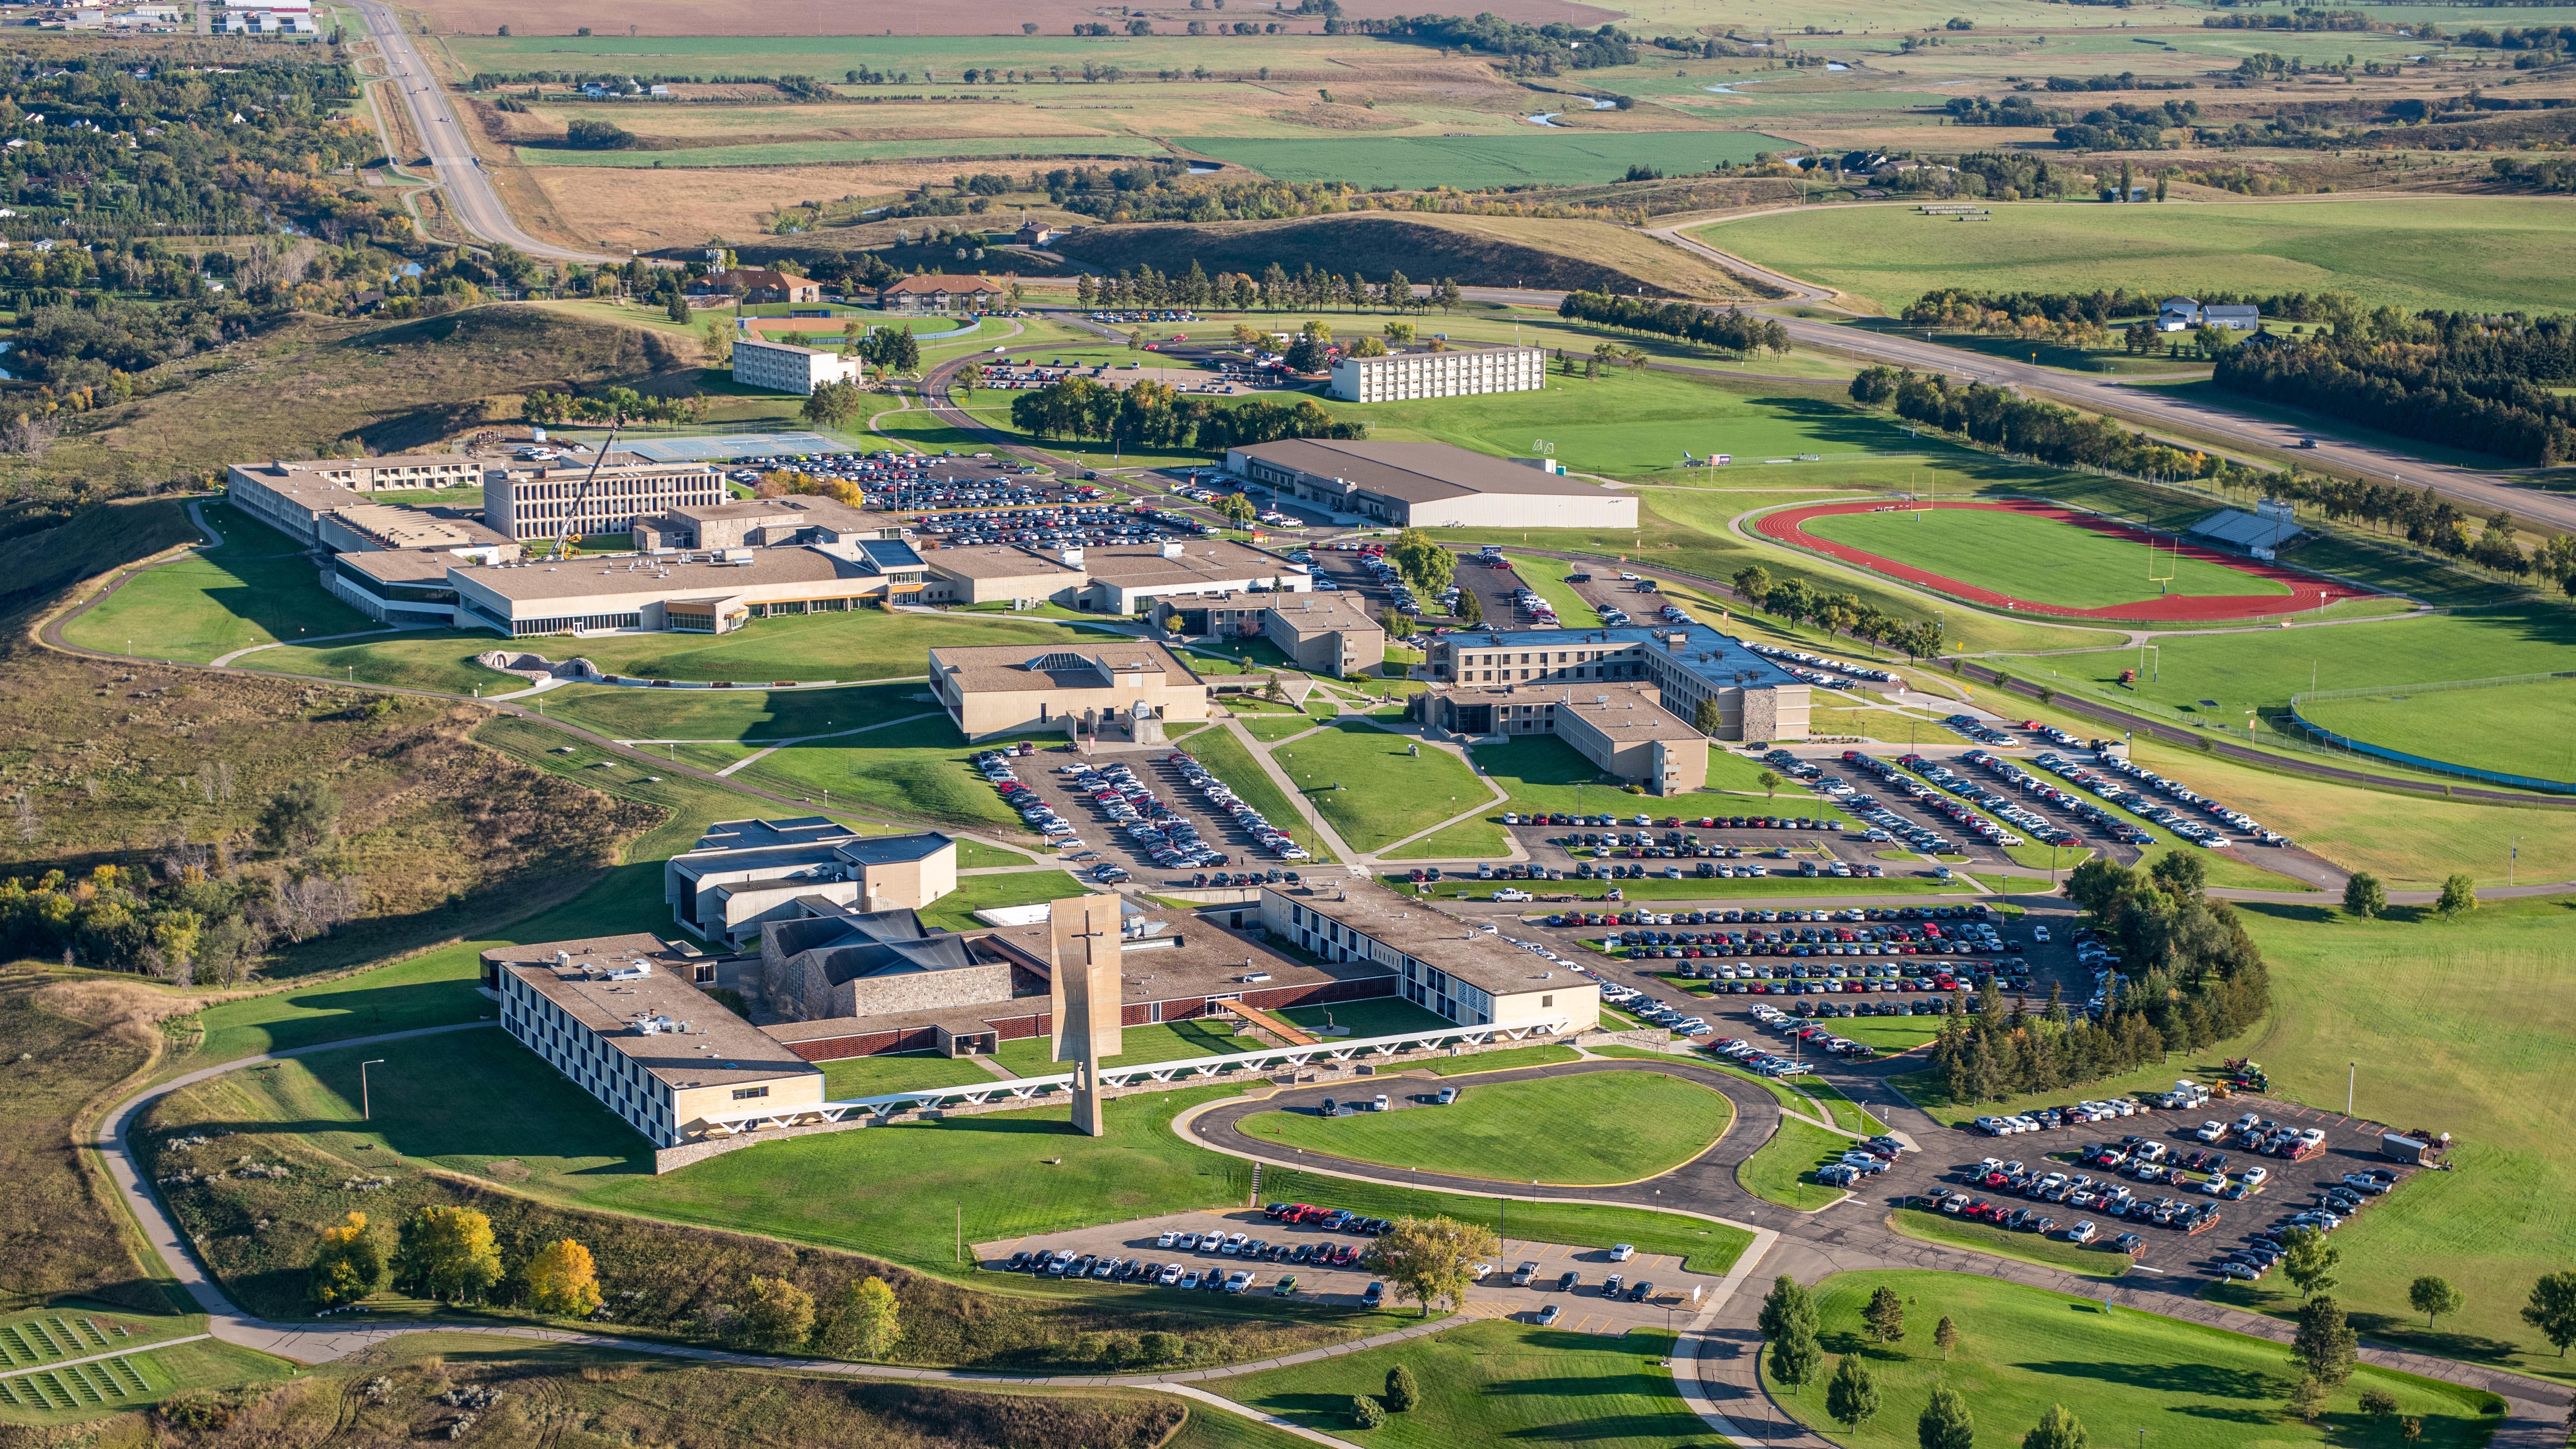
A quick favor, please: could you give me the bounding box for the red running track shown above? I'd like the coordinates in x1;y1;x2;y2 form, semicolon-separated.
1753;499;2373;621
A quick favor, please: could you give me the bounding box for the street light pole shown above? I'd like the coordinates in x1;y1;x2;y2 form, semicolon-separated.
360;1058;386;1120
2347;1061;2355;1116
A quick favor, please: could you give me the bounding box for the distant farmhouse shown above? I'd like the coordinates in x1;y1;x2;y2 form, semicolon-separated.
2158;297;2261;333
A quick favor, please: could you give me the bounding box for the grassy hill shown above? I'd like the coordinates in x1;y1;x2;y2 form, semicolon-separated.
1053;212;1753;298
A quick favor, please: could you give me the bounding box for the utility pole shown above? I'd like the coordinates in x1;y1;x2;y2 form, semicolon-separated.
2347;1061;2355;1116
360;1059;386;1119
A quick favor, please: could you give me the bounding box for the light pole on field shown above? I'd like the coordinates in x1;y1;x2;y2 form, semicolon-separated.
2347;1061;2355;1116
360;1059;386;1120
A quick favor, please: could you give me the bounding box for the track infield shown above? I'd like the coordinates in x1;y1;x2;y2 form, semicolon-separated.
1754;499;2370;621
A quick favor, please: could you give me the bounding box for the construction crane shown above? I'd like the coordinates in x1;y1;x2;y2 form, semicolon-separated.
547;415;626;561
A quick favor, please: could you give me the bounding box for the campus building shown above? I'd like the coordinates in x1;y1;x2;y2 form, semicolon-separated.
877;274;1010;313
917;539;1311;612
689;268;823;305
1148;591;1386;679
1423;624;1809;741
631;497;903;552
227;456;516;557
228;453;482;495
1412;681;1710;795
450;545;926;637
1327;345;1545;404
1226;439;1637;530
481;456;728;546
666;817;958;944
927;640;1210;741
485;933;825;1148
731;336;863;396
1258;888;1598;1032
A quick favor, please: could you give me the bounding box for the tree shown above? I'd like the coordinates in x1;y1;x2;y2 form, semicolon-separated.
2401;1416;2423;1444
1919;1384;1975;1449
2522;1272;2576;1356
2343;871;2387;920
255;779;341;854
1389;528;1453;595
1826;1353;1882;1432
802;379;866;429
818;1276;901;1358
1373;1215;1498;1317
2359;1387;2400;1423
2148;849;2206;902
524;1238;603;1318
1693;697;1724;736
1456;589;1481;625
1732;564;1772;602
1758;1276;1816;1341
1863;1285;1906;1344
307;1212;383;1308
1216;492;1258;526
393;1205;502;1304
732;1275;816;1351
2282;1225;2341;1299
1934;1315;1961;1362
1351;1395;1387;1429
1758;769;1782;800
665;289;690;323
2021;1402;2089;1449
1768;1322;1822;1396
2437;873;2478;917
1384;1365;1419;1414
1347;335;1389;358
702;317;732;366
2294;1295;2359;1387
954;360;983;399
2409;1275;2463;1332
2286;1373;2329;1424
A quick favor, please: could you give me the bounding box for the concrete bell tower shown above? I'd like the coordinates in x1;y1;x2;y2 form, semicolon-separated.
1047;893;1125;1136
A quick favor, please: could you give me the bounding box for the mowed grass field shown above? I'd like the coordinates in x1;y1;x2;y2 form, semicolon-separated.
60;503;370;662
1236;1071;1733;1186
1272;721;1491;853
2294;675;2576;787
1800;507;2289;608
1174;130;1793;190
1700;197;2576;316
1768;1271;2503;1449
2212;897;2576;1378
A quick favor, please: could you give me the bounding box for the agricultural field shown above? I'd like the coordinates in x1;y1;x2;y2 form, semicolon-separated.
1174;130;1792;190
1699;198;2576;317
1768;1271;2503;1449
518;134;1172;168
1798;505;2290;610
2218;896;2576;1378
1235;1070;1733;1185
2292;676;2576;788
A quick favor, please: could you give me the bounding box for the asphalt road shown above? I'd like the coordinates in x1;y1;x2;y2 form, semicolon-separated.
348;0;620;264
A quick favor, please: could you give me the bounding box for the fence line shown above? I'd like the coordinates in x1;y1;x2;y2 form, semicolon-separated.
2290;670;2576;707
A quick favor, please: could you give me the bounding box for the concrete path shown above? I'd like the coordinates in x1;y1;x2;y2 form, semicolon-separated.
210;626;434;669
1219;715;1362;865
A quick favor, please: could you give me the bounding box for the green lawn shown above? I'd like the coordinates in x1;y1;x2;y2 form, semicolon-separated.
1276;998;1455;1038
732;716;1042;835
1181;726;1336;863
1502;552;1599;625
537;680;939;744
1890;1040;2261;1133
1237;1071;1729;1186
247;632;522;695
2203;896;2576;1379
1239;711;1329;743
1216;1319;1704;1449
60;502;370;664
990;1016;1256;1075
1769;1271;2502;1449
2295;675;2576;788
1423;1043;1582;1076
1734;1115;1853;1210
1273;722;1492;853
0;1331;291;1425
1704;197;2576;316
916;870;1097;934
1179;129;1791;190
1799;1078;1887;1134
818;1051;1001;1100
1801;506;2289;609
520;135;1169;168
1886;1206;2129;1279
1235;1165;1755;1275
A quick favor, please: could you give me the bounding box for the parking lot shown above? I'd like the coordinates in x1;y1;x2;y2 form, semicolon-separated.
977;1205;1728;1332
981;745;1325;885
1864;1094;2416;1277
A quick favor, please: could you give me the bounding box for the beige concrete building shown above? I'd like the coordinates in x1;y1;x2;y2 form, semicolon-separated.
487;933;824;1148
1258;887;1598;1033
666;817;957;944
451;546;921;637
916;545;1089;606
1414;681;1709;795
632;497;902;552
733;336;864;396
918;539;1309;614
1149;590;1384;679
1327;345;1545;404
228;453;481;497
482;455;728;547
229;456;512;557
1228;439;1636;531
928;640;1209;741
1425;625;1809;743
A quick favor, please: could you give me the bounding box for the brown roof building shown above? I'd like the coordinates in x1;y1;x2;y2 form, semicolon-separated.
928;639;1209;741
877;273;1010;313
689;267;822;305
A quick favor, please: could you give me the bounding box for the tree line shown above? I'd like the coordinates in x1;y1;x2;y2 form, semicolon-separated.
1076;261;1459;315
1728;563;1948;661
2215;316;2576;467
1554;291;1790;356
1849;366;2226;483
2255;470;2576;590
1902;286;2364;330
1926;853;2271;1106
1007;375;1364;455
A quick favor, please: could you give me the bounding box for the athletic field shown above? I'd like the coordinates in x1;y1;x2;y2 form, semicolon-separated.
2295;675;2576;788
1758;500;2364;621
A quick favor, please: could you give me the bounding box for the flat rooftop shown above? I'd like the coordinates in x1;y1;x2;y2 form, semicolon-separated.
1262;592;1382;639
333;503;511;551
1274;886;1591;999
979;914;1394;1007
1235;439;1614;503
488;934;821;1090
929;640;1203;694
337;549;466;585
456;546;865;603
1449;624;1806;693
1082;540;1308;589
920;546;1087;581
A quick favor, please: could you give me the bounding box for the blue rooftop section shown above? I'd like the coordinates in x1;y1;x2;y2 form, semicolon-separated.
857;538;926;572
1452;625;1805;691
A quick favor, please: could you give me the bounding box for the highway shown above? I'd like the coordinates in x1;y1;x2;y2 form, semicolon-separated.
348;0;621;264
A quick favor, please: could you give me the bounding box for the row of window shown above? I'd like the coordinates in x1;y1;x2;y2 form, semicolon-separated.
504;977;677;1146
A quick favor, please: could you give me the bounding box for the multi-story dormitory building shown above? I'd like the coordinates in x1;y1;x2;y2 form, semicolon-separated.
483;934;825;1148
481;454;727;546
1257;889;1598;1033
1423;623;1811;742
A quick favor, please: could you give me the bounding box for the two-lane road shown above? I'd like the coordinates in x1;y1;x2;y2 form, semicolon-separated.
349;0;620;264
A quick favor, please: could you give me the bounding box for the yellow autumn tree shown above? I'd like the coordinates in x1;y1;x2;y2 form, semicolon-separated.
393;1204;503;1304
307;1212;383;1307
524;1238;604;1318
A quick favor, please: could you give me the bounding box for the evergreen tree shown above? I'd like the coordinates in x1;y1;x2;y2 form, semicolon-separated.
1826;1354;1881;1432
1918;1383;1975;1449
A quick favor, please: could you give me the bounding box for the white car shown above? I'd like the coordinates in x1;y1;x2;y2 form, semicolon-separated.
2241;1165;2271;1187
2033;925;2051;943
1609;1244;1636;1262
1157;1229;1180;1248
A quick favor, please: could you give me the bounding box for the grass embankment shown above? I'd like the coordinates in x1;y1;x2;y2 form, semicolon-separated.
1182;726;1338;864
59;502;372;664
1734;1116;1855;1211
1238;1071;1730;1186
1215;1319;1705;1449
1764;1271;2502;1449
2293;675;2576;789
1886;1207;2130;1279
